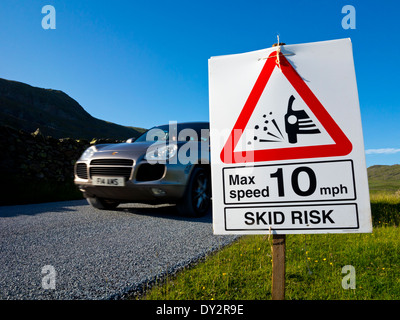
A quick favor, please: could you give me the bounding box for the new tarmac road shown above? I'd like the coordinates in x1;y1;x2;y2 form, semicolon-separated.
0;200;237;299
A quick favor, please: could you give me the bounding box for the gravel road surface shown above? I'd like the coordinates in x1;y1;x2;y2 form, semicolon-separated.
0;200;237;300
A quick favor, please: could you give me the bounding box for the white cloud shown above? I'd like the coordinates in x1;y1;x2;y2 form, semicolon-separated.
365;148;400;155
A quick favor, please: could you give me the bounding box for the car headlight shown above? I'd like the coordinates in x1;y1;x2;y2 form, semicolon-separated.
79;146;97;160
146;144;178;163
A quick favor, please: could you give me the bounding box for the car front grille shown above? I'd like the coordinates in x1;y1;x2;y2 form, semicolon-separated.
90;159;134;166
89;158;133;180
75;163;88;179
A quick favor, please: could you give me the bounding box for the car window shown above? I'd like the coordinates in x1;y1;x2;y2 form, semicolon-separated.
177;128;197;142
135;128;169;142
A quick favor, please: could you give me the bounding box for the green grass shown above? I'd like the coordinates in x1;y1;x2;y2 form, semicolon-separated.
141;192;400;300
369;180;400;195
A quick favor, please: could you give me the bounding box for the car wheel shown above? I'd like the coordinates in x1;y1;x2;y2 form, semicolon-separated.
177;167;211;217
86;197;120;210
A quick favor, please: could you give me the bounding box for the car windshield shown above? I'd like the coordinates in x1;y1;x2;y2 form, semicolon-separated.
134;123;209;143
135;128;169;142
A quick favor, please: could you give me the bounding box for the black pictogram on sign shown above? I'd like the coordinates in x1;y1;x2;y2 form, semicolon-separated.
284;95;321;144
251;95;321;145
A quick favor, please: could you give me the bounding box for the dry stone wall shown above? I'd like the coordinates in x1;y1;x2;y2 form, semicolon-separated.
0;125;122;183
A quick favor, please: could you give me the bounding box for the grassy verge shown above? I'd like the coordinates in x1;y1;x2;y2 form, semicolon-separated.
369;180;400;195
141;193;400;300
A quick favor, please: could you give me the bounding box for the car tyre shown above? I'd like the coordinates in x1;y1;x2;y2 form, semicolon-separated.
177;167;211;217
87;197;120;210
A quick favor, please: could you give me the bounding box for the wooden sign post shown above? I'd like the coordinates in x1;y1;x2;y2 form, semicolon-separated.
272;234;286;300
271;40;286;301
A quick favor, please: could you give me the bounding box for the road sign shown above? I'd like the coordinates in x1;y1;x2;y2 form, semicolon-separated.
208;38;372;235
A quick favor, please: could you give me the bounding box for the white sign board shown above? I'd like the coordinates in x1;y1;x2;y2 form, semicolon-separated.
208;38;372;235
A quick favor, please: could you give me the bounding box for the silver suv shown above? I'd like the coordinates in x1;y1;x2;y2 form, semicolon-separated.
74;122;211;217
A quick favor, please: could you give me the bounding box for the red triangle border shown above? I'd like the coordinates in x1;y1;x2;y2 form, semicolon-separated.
220;50;353;164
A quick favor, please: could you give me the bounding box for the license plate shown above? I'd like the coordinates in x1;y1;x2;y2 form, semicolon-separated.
92;176;125;187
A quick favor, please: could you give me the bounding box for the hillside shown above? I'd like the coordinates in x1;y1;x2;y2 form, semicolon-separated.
367;164;400;194
0;78;146;140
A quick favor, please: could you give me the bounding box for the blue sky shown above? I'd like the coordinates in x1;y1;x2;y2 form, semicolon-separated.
0;0;399;167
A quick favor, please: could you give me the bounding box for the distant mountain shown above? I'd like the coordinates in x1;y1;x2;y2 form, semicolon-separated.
0;78;146;140
368;164;400;193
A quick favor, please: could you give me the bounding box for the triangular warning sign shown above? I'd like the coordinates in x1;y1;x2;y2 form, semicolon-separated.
220;50;352;164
